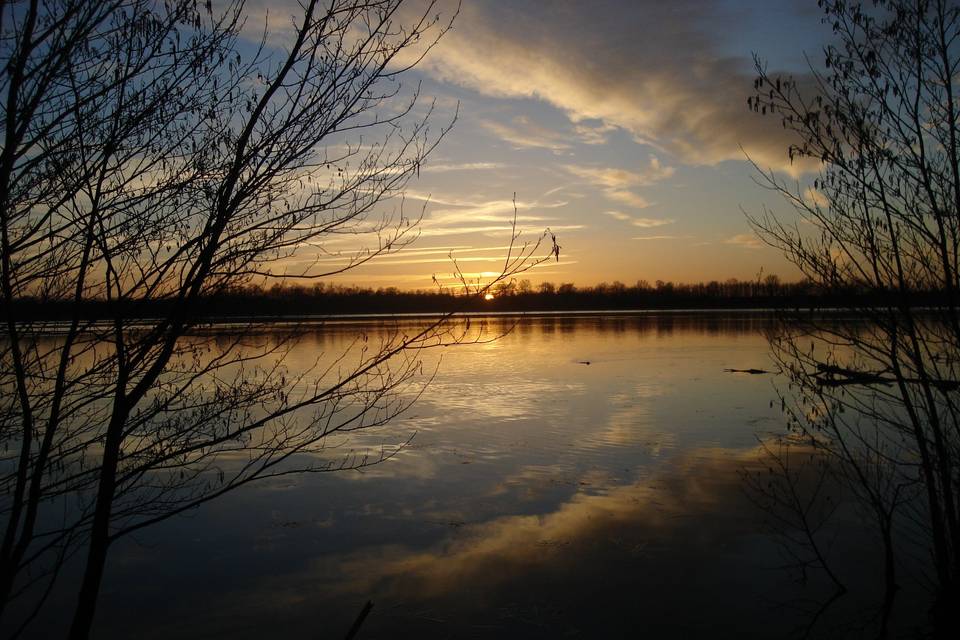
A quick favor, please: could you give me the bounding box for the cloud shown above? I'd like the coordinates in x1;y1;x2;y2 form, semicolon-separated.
606;190;652;208
416;223;584;238
411;0;816;174
480;116;572;152
565;158;674;209
426;197;567;223
288;244;547;268
604;211;673;228
631;218;674;228
402;191;567;221
423;161;505;173
724;233;763;249
564;159;674;189
573;120;620;145
802;187;830;208
633;235;682;241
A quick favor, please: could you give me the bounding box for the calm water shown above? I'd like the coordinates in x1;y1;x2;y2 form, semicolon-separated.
19;314;930;638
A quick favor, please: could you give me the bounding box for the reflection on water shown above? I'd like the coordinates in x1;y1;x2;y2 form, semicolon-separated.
12;314;931;638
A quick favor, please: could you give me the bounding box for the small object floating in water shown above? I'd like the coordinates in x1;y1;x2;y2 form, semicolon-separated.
724;368;771;375
577;360;591;365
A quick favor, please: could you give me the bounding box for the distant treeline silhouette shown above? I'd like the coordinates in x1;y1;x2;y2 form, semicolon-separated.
5;277;955;320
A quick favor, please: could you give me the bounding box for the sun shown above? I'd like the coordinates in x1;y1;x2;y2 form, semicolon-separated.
484;293;495;301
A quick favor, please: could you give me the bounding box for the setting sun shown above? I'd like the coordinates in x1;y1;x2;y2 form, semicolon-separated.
484;293;495;301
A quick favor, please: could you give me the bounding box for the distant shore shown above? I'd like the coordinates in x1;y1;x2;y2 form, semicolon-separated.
3;283;953;322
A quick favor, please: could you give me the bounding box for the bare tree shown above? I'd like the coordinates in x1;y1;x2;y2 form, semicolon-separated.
747;0;960;625
0;1;557;637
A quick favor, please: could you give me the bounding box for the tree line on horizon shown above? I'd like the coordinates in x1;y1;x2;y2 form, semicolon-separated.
5;274;955;319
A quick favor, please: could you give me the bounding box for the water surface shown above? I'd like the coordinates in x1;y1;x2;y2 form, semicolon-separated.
23;314;929;638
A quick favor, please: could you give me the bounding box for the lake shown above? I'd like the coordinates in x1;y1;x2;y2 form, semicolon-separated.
11;313;932;638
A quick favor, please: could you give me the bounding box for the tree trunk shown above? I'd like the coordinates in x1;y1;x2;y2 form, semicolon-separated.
68;407;126;640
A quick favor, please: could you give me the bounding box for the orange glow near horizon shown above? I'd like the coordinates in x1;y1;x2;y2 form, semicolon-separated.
484;293;495;301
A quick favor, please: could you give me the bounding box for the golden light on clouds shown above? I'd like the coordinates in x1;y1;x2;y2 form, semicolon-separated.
255;0;824;289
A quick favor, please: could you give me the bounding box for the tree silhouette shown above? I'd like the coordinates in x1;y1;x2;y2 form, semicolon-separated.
749;0;960;625
0;1;555;637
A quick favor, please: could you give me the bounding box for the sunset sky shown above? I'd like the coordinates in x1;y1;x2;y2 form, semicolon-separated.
262;0;831;289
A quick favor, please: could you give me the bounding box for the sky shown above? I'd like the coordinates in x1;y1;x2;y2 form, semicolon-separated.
254;0;832;290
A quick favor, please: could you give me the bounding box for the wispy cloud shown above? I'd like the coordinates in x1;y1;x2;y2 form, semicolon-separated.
605;190;653;209
398;191;576;240
402;192;567;225
418;223;584;238
564;158;674;209
429;202;560;223
573;120;620;145
631;217;675;228
802;187;829;208
480;116;571;152
564;158;674;189
724;233;763;249
604;210;673;228
423;161;506;173
402;191;481;207
278;242;574;275
604;210;631;222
